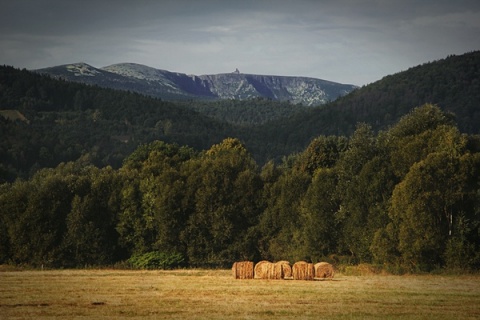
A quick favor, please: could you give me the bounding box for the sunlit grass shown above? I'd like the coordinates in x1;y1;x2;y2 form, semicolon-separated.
1;269;479;319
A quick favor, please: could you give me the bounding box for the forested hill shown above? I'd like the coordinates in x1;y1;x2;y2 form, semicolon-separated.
0;66;235;182
243;51;480;160
330;50;480;134
2;51;480;181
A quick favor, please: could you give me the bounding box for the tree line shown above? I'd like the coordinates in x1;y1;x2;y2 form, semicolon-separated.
1;104;479;272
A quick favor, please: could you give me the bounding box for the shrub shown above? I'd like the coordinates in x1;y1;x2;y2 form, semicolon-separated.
128;251;185;269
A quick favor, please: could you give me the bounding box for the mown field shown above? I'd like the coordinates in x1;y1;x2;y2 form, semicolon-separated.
1;268;479;319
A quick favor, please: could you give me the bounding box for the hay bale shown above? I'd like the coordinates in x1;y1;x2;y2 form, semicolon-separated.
254;260;272;279
314;262;335;279
254;260;293;280
292;261;315;280
253;261;278;279
271;262;283;279
275;260;292;279
232;261;254;279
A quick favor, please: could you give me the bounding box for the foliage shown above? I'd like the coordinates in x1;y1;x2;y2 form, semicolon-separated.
181;138;262;267
2;51;480;182
2;52;480;272
178;97;309;126
127;251;185;269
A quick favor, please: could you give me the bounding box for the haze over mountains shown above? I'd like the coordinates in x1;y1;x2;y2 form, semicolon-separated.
35;63;357;106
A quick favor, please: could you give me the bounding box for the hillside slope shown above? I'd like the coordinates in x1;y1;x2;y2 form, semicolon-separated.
2;51;480;181
242;51;480;160
0;66;234;182
328;50;480;133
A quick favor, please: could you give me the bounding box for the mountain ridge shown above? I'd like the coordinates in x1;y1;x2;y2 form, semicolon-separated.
35;62;357;106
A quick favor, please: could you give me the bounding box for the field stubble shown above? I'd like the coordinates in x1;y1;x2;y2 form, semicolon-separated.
1;269;479;319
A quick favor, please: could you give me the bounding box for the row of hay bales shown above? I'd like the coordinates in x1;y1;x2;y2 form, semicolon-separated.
232;260;334;280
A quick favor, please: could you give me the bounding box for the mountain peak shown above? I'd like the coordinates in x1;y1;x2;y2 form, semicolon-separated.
35;62;358;105
64;62;100;77
102;63;170;81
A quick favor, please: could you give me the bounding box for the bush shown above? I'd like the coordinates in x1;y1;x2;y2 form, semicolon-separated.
128;251;185;269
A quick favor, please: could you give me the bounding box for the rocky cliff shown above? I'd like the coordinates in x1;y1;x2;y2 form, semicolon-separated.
36;62;357;106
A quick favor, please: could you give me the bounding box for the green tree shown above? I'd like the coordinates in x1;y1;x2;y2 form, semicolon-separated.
181;138;262;266
140;167;189;254
294;135;348;175
370;105;470;269
335;123;378;261
62;166;122;266
116;167;145;254
257;166;310;262
0;182;28;263
299;167;340;261
117;141;196;256
6;169;72;266
443;152;480;270
390;152;472;271
386;104;458;178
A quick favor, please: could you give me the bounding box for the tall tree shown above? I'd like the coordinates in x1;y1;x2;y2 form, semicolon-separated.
299;167;340;261
183;138;261;265
294;135;348;175
181;138;262;266
257;166;310;262
62;166;122;266
117;140;196;256
335;123;377;261
5;170;72;266
386;104;457;178
389;152;474;271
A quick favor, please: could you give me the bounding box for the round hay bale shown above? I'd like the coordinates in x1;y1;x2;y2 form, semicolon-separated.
271;262;283;279
292;261;315;280
232;261;254;279
254;260;273;279
275;260;292;279
255;260;292;280
314;262;335;279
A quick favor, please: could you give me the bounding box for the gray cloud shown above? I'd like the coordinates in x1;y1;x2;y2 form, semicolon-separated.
1;0;479;85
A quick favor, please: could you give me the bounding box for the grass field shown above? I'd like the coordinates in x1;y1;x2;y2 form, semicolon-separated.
1;268;479;319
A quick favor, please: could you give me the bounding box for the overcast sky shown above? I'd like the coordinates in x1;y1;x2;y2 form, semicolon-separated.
1;0;479;86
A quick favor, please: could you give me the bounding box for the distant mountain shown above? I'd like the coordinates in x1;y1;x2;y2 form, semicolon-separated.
35;63;357;106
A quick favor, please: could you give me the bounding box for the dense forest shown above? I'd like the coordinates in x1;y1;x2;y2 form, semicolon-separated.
1;104;479;272
0;65;234;182
243;51;480;160
1;51;480;272
2;51;480;183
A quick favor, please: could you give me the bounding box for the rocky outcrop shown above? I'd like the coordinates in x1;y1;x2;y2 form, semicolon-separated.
36;62;357;105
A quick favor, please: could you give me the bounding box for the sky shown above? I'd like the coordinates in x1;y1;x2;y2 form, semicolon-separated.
1;0;479;86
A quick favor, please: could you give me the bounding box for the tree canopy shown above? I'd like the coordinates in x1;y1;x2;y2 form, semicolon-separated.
1;104;479;272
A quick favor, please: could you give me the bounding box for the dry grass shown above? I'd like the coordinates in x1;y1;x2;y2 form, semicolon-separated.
1;269;480;319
